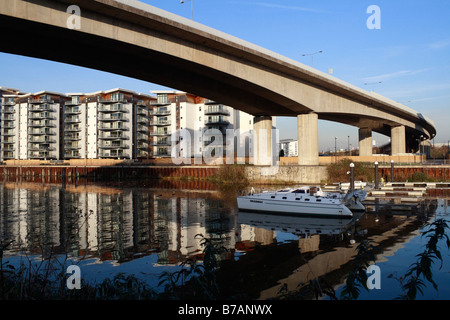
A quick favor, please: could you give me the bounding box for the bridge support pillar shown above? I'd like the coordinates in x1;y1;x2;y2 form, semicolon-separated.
391;125;406;155
253;116;273;166
297;113;319;166
358;127;373;156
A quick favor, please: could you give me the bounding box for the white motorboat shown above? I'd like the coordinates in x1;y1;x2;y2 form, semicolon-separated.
237;186;360;218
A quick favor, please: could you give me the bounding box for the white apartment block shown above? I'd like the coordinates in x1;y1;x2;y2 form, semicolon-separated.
150;90;262;159
1;88;153;161
279;139;298;157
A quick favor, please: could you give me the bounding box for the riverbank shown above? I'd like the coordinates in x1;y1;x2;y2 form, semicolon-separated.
1;162;449;185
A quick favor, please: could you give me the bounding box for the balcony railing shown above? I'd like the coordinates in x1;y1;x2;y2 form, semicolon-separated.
2;106;15;113
204;105;230;116
28;97;54;104
98;114;129;121
150;119;171;126
99;104;129;113
98;97;128;104
98;133;129;140
28;129;57;135
98;151;130;158
98;142;130;149
98;123;129;131
150;109;171;116
29;105;55;112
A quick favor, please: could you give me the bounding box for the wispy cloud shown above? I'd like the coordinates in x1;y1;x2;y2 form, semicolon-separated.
228;1;330;13
362;68;431;83
428;38;450;50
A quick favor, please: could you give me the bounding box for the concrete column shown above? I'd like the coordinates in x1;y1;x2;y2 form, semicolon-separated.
358;127;373;156
297;113;319;166
391;125;406;155
253;116;272;166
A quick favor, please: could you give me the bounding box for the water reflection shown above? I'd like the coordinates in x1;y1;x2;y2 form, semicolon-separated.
0;181;448;299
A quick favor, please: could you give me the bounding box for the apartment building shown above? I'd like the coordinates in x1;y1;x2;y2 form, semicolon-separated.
66;88;153;160
150;90;258;159
1;88;153;161
0;91;65;161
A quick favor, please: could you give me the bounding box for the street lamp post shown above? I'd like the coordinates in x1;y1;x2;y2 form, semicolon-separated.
350;163;355;191
390;160;394;183
180;0;193;20
374;161;379;190
302;51;322;68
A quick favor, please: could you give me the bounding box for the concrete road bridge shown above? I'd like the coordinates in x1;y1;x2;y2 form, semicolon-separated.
0;0;436;165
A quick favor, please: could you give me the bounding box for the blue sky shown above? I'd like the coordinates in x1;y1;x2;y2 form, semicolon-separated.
1;0;449;151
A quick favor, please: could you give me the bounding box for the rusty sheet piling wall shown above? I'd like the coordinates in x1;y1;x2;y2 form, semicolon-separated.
0;165;449;184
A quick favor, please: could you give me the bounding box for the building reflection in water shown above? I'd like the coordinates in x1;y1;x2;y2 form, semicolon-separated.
0;182;238;267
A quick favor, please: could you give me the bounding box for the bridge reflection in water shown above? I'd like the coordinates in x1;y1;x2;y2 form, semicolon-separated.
0;180;447;299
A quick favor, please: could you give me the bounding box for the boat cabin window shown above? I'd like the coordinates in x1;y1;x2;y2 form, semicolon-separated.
305;198;310;201
292;189;308;194
295;198;300;200
271;196;275;198
316;199;322;202
282;197;287;199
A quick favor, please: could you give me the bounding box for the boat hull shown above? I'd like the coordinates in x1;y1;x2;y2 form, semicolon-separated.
237;196;353;218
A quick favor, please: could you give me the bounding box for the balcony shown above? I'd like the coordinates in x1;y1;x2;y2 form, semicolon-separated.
150;109;171;116
136;125;148;132
204;117;230;126
99;104;129;113
27;145;56;152
64;134;81;141
2;106;16;114
98;151;130;158
1;130;15;136
150;100;171;106
137;116;148;124
28;120;56;128
28;152;57;159
28;129;56;135
65;106;81;114
64;151;81;158
98;114;129;121
99;133;129;140
2;122;15;129
136;107;148;116
150;130;171;136
28;113;56;120
64;143;81;150
137;133;149;140
65;99;82;106
98;123;129;131
28;97;53;104
2;101;16;106
2;151;15;159
98;142;130;149
99;96;128;104
64;116;81;123
150;119;171;126
150;140;171;146
29;105;55;112
29;137;56;144
2;114;15;120
64;125;81;132
204;105;230;116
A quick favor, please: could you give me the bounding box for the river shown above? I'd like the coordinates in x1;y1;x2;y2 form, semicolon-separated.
0;179;449;300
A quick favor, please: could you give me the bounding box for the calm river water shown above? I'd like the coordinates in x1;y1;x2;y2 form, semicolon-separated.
0;179;449;300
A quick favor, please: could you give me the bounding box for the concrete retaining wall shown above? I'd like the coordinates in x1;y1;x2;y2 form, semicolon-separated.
245;165;328;184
